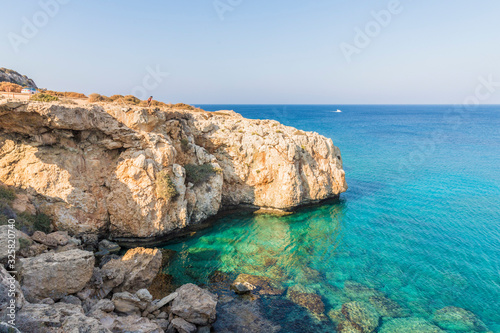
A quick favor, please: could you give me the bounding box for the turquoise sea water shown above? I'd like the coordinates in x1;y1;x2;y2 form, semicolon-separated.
162;105;500;332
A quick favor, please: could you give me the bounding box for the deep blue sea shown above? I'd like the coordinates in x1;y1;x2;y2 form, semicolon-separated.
163;105;500;332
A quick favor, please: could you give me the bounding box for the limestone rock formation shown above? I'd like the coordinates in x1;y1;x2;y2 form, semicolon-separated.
18;249;94;302
0;68;37;88
0;100;347;239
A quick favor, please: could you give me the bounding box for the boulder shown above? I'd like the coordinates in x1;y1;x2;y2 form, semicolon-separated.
340;301;380;333
432;306;487;332
171;317;197;333
16;303;61;332
18;242;48;258
136;288;153;302
18;249;94;302
61;313;111;333
149;291;178;313
53;302;85;318
46;231;71;246
153;318;170;330
171;283;217;325
112;291;144;315
379;317;445;333
59;295;82;306
31;230;58;247
233;273;285;295
0;225;31;260
101;247;162;293
109;314;164;333
91;299;115;313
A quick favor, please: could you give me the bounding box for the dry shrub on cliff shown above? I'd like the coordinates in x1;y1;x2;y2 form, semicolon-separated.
30;93;59;102
109;94;124;101
185;164;220;185
0;186;52;234
44;90;87;98
173;103;196;110
123;95;141;105
0;82;22;93
156;170;178;200
88;93;111;103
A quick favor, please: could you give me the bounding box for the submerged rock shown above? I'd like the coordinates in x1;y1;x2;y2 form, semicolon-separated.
234;273;285;296
432;306;488;332
214;297;281;333
18;249;94;302
379;317;445;333
343;281;384;301
148;272;176;300
231;281;256;295
340;301;380;333
171;283;218;325
287;289;325;316
369;295;409;318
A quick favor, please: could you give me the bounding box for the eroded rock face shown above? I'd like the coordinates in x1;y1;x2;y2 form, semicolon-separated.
18;249;94;302
191;110;347;209
0;101;347;239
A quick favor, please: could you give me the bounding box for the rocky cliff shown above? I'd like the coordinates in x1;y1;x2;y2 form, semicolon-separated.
0;68;37;88
0;100;347;240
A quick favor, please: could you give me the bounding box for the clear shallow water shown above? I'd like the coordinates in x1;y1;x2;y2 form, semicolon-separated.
163;105;500;332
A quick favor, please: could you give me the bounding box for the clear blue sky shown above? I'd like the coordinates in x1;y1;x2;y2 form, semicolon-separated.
1;0;499;104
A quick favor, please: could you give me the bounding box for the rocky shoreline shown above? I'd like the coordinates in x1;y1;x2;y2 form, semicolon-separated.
1;228;217;332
